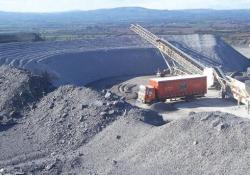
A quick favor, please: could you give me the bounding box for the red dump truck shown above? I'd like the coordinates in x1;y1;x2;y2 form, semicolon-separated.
138;75;207;103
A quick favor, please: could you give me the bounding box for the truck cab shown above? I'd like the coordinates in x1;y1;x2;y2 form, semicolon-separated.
137;85;156;103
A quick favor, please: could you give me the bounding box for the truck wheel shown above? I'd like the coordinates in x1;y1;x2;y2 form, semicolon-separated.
159;99;166;103
221;91;226;99
185;95;194;102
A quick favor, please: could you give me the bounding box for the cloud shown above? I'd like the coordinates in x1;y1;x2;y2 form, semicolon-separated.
0;0;250;12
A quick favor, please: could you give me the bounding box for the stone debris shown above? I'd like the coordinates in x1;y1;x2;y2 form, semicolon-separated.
0;66;249;175
104;91;112;99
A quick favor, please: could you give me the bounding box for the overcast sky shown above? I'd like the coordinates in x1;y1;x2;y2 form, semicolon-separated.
0;0;250;12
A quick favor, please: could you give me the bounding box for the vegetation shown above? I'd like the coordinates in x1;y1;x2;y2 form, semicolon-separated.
0;7;250;45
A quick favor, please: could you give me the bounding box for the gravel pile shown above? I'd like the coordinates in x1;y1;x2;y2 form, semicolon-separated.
77;111;250;175
0;65;53;128
25;86;131;154
0;67;165;174
1;66;250;175
166;34;250;72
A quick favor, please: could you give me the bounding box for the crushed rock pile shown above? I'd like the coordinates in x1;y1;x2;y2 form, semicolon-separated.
0;65;53;127
0;86;164;174
25;86;137;155
1;111;250;175
166;34;250;72
77;111;250;175
0;67;165;174
1;66;250;175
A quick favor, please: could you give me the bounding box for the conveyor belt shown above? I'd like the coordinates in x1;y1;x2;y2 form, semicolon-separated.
213;66;227;80
130;24;231;87
131;24;250;108
130;24;204;74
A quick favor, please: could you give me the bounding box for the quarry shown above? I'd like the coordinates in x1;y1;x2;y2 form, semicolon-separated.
1;18;250;175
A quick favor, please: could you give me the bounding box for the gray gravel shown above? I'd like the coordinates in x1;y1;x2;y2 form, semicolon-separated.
0;66;165;174
166;34;250;72
77;111;250;175
1;63;250;174
0;65;53;128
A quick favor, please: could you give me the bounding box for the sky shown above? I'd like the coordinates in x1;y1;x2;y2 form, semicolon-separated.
0;0;250;12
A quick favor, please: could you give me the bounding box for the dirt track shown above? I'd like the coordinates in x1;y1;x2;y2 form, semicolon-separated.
90;75;250;119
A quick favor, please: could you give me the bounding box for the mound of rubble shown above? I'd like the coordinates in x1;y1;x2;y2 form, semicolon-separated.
0;65;53;128
1;67;250;175
24;85;165;156
2;111;249;175
0;66;165;174
78;111;250;175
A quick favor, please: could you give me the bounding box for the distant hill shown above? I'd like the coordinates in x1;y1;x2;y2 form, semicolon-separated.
1;7;250;27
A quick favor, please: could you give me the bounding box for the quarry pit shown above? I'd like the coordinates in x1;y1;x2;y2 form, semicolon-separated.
1;33;250;174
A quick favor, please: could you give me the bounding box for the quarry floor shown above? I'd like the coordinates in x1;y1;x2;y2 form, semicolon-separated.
161;89;250;120
90;75;250;120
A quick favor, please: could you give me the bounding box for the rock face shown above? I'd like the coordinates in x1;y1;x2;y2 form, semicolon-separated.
0;34;249;86
40;48;166;86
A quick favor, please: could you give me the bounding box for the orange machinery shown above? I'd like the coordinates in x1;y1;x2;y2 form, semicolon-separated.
138;75;207;103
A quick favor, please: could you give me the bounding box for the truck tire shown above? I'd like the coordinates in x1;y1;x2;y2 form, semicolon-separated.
185;95;194;102
221;91;226;99
159;99;166;102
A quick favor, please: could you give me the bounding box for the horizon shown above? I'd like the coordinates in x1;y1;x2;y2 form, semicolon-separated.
1;7;250;14
1;0;250;13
